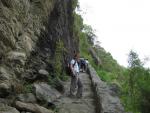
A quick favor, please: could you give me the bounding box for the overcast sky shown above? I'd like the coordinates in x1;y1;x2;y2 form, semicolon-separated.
79;0;150;67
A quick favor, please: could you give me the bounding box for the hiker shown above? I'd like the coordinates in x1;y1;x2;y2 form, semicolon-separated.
85;59;89;71
80;58;86;72
69;53;83;98
79;58;88;72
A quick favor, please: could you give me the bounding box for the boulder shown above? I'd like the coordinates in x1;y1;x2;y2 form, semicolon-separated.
0;67;13;98
15;101;54;113
54;79;65;93
21;111;32;113
0;67;12;81
38;69;49;76
23;71;37;82
0;103;20;113
22;34;33;54
6;51;27;65
33;83;61;103
16;93;37;103
38;69;49;79
0;81;11;98
0;98;13;105
23;69;49;82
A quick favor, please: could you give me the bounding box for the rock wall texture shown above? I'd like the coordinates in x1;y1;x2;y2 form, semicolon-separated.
0;0;78;95
0;0;78;112
87;64;125;113
89;47;102;66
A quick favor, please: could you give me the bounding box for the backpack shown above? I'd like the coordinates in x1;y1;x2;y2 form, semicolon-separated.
66;59;77;76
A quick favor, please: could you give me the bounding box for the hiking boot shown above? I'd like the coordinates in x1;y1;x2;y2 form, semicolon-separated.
76;94;82;98
68;94;76;98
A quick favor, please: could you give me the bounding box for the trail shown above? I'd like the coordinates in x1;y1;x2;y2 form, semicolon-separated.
55;72;96;113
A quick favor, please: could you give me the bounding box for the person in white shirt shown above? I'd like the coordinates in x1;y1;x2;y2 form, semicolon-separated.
85;59;89;71
69;53;83;98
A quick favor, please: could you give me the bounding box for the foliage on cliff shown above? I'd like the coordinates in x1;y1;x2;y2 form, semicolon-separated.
75;2;150;113
79;23;124;83
77;13;150;113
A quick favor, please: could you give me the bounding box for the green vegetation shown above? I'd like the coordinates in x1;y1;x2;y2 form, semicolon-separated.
12;81;33;94
72;0;79;10
53;40;65;77
93;46;124;83
121;50;150;113
24;84;33;93
74;9;123;84
50;39;69;84
79;23;124;83
74;1;150;113
48;76;57;87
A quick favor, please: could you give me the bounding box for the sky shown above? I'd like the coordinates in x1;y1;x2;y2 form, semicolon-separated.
78;0;150;67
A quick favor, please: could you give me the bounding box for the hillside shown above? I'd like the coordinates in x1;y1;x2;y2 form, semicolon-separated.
78;8;150;113
0;0;144;113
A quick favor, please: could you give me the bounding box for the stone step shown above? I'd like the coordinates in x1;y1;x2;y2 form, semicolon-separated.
57;73;96;113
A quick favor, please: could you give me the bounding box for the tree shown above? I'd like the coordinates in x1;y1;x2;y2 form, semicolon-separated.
83;24;97;45
125;50;150;113
127;50;141;110
128;50;143;68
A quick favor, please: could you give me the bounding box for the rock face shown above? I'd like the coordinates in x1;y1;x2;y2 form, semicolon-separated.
16;93;37;103
15;101;54;113
0;0;78;112
0;0;78;94
0;83;11;98
0;103;20;113
89;48;102;65
0;67;12;80
0;67;13;97
87;65;125;113
6;51;27;66
38;69;49;79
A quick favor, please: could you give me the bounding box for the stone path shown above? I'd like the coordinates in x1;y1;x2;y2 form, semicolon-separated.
54;72;96;113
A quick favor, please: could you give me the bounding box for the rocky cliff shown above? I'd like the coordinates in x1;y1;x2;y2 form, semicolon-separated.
0;0;126;113
0;0;78;112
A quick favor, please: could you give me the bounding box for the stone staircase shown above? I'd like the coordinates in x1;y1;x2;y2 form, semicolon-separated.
55;65;125;113
55;72;96;113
